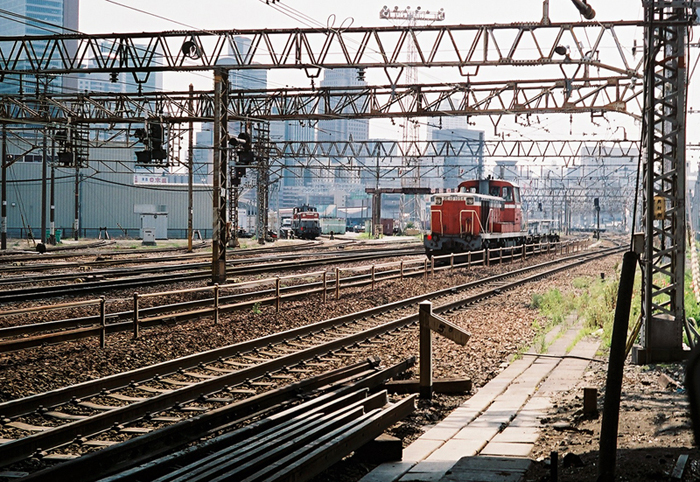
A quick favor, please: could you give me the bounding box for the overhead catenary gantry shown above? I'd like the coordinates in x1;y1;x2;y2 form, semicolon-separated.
0;18;649;283
0;21;643;76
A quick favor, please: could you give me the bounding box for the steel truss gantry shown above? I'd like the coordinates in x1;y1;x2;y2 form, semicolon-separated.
0;19;649;284
269;139;640;168
0;79;642;124
635;0;694;363
0;21;642;76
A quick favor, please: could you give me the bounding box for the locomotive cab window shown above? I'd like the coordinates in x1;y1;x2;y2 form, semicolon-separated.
514;187;521;203
489;186;500;197
502;186;513;202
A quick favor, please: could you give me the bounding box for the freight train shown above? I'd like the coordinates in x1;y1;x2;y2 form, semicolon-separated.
424;178;556;257
291;204;321;239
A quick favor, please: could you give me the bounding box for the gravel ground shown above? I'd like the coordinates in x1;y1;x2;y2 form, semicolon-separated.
0;243;623;482
523;360;700;482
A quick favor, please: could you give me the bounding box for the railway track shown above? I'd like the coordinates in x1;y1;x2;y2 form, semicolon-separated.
0;242;570;352
0;243;621;479
0;241;340;273
0;246;424;303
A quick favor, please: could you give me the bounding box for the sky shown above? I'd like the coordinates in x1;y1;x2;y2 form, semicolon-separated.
76;0;700;169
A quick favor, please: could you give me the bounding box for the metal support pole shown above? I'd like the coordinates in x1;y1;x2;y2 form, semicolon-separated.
419;301;433;399
371;266;375;290
424;259;428;279
276;277;281;312
400;260;404;280
99;296;106;349
322;271;327;303
73;153;79;241
450;254;454;271
431;257;435;277
49;137;55;245
133;293;140;339
41;128;47;245
187;84;194;253
1;124;6;250
214;284;220;324
212;68;229;284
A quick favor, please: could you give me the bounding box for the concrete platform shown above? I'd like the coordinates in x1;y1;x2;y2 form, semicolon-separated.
359;321;600;482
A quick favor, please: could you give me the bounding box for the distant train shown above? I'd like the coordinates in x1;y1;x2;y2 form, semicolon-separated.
291;204;321;239
424;179;557;257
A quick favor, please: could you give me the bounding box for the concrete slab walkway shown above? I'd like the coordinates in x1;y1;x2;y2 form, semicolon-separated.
360;320;601;482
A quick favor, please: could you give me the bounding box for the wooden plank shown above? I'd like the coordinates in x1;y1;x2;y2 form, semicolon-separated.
428;313;470;346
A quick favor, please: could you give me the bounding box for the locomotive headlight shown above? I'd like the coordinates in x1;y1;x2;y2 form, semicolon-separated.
466;197;474;205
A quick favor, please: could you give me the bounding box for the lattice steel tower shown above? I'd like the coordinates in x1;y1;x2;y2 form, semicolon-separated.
380;6;445;230
634;0;696;363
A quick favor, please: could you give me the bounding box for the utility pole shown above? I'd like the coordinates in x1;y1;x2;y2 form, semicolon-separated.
188;84;194;253
256;121;271;245
212;68;229;284
40;78;48;246
73;146;79;241
1;124;6;250
49;135;55;245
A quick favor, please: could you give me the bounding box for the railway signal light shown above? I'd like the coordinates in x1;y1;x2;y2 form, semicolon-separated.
594;198;600;211
231;132;254;186
653;196;665;220
134;121;167;164
55;128;87;167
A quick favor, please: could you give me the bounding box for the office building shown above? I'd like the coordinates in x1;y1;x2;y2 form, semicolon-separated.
0;0;79;95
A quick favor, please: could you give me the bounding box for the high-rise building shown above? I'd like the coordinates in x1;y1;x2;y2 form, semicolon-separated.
317;69;369;145
0;0;79;95
193;37;269;185
428;127;485;191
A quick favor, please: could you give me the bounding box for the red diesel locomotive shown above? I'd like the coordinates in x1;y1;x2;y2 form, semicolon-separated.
424;179;528;257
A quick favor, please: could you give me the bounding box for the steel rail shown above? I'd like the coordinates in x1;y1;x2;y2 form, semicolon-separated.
0;242;562;351
0;243;614;417
0;243;412;280
0;247;423;303
20;359;416;482
0;246;619;469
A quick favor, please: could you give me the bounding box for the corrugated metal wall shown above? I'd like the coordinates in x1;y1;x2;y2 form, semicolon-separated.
5;144;214;239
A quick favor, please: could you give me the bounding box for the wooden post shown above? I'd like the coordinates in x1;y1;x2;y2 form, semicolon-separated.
400;261;404;280
498;247;502;264
100;296;106;349
371;265;375;290
424;259;428;279
335;268;340;300
214;284;220;324
431;257;435;277
583;387;598;415
419;301;433;399
322;271;327;303
275;277;281;312
133;292;139;339
467;251;471;268
485;248;490;267
450;253;454;271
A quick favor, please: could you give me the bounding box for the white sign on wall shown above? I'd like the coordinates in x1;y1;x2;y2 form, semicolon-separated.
134;175;168;185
